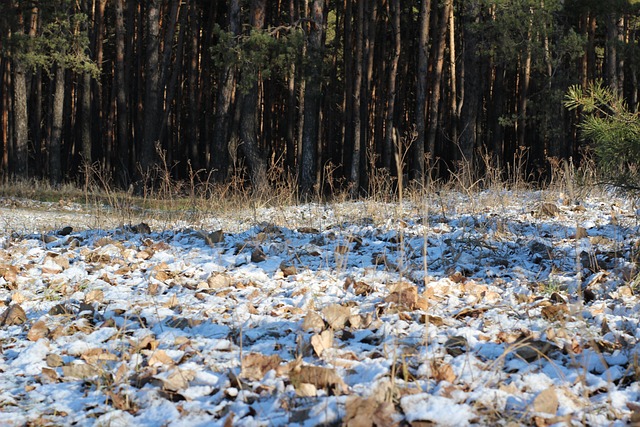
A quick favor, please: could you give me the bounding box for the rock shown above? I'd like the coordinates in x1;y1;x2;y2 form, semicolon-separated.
251;247;267;263
58;226;73;236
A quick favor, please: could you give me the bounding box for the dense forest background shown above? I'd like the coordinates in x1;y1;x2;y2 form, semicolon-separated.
1;0;639;196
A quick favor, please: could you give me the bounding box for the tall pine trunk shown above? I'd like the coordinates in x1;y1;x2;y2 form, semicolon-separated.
383;0;401;172
412;0;431;182
140;0;161;175
50;65;65;185
427;0;452;164
212;0;240;181
238;0;268;193
300;0;325;197
115;0;130;186
349;0;364;196
459;1;481;167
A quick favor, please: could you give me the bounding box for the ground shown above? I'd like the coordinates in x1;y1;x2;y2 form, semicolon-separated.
0;189;639;426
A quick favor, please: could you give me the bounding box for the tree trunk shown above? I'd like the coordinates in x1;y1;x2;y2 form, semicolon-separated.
79;0;92;166
187;2;200;169
459;0;481;166
349;0;364;196
12;59;28;178
427;0;452;164
141;0;161;175
50;65;65;185
238;0;268;193
412;0;431;182
383;0;401;172
212;0;241;181
517;7;533;150
300;0;325;197
115;0;130;186
605;11;618;93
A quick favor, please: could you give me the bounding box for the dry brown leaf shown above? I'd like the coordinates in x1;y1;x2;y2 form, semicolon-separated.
322;304;351;330
0;265;19;286
62;363;96;379
385;282;418;309
27;320;49;341
310;330;334;357
280;263;298;277
41;367;59;383
159;368;196;391
147;349;175;366
453;306;489;319
0;304;26;326
344;396;397;427
10;291;25;305
295;382;318;397
241;353;282;381
84;289;104;304
81;348;118;365
163;294;180;309
290;365;348;395
430;360;456;383
541;304;569;321
533;387;559;415
302;311;325;332
46;353;64;367
207;272;232;290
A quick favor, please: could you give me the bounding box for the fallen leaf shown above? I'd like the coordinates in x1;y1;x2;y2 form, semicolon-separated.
27;320;49;341
46;353;64;367
533;387;558;415
290;365;348;395
207;272;232;290
81;348;119;365
62;363;96;379
310;330;334;357
344;396;397;427
385;282;418;309
0;304;26;326
322;304;351;330
430;360;455;383
541;304;569;321
302;311;325;332
147;349;175;366
158;368;195;391
241;353;282;381
84;289;104;304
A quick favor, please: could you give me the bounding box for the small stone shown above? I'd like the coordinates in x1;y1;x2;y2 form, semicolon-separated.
251;247;267;263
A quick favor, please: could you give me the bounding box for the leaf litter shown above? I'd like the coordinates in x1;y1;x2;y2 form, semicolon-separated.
0;192;640;425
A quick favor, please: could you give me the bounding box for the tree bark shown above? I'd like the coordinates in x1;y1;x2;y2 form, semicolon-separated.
50;65;65;185
348;0;364;196
115;0;130;186
238;0;268;193
212;0;241;181
427;0;452;164
459;0;481;166
383;0;401;172
300;0;325;197
412;0;431;182
141;0;161;175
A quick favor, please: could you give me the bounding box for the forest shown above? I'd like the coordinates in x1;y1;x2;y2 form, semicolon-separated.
1;0;639;196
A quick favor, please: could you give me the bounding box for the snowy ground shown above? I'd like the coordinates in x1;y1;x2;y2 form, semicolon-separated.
1;189;640;426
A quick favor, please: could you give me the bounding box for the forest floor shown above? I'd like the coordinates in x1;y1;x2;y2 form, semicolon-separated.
1;187;640;426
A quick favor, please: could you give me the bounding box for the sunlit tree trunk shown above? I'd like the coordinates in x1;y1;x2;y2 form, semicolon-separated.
50;65;65;185
238;0;268;193
300;0;326;196
213;0;240;181
383;0;401;172
349;0;364;196
412;0;431;182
